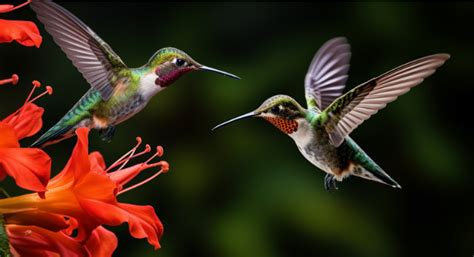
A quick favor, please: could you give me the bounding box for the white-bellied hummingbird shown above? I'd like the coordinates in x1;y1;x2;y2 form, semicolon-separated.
30;0;240;147
213;37;449;190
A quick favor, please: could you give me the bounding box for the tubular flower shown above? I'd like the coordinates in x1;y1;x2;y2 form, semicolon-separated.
0;128;169;251
0;77;52;196
0;0;42;47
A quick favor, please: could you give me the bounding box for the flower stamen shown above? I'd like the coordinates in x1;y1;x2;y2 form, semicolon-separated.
118;144;151;171
0;74;19;86
23;80;41;107
29;86;53;103
106;137;152;173
106;137;142;171
117;146;169;195
1;0;32;13
12;81;53;118
144;146;165;164
117;163;168;195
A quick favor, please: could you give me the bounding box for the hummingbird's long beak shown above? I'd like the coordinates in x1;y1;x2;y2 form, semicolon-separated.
212;112;256;131
199;65;241;80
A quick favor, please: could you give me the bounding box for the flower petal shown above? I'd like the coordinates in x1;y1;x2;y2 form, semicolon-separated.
8;225;89;257
0;122;19;148
108;160;168;190
3;103;44;140
108;163;146;189
0;147;51;193
89;151;106;175
4;211;69;232
49;128;90;188
85;226;118;257
70;172;122;239
117;203;163;249
77;198;162;249
0;19;42;47
70;128;92;180
49;169;117;240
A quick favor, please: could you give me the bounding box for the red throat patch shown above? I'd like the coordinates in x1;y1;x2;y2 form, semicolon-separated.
155;67;193;87
263;117;298;134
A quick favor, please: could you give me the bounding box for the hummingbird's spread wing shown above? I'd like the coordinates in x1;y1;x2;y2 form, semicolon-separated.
31;0;127;100
304;37;351;110
322;54;450;147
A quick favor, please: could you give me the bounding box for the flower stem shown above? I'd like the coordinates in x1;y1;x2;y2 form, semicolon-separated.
0;214;11;257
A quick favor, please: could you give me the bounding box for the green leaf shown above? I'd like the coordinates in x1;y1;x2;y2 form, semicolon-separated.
0;214;10;257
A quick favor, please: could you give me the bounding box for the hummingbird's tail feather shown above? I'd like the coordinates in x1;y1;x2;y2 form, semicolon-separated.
345;138;402;188
31;89;101;148
354;164;402;189
30;124;74;148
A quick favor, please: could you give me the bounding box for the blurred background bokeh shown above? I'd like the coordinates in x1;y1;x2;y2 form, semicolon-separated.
1;2;473;257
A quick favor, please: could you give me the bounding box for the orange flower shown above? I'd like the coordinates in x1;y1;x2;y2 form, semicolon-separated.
0;76;52;196
0;19;42;47
0;1;42;47
8;225;88;257
4;210;69;232
7;225;117;257
0;128;169;251
85;226;118;257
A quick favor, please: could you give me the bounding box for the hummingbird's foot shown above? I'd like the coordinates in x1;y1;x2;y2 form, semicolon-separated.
99;126;116;143
324;174;339;191
324;174;332;191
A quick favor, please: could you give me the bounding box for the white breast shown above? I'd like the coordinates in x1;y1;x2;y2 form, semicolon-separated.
289;118;313;146
139;72;165;100
289;118;332;174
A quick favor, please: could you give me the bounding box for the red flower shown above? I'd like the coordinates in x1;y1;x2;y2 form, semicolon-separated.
4;210;69;232
0;77;52;196
7;225;117;257
8;225;89;257
85;226;118;257
0;19;42;47
0;128;169;252
0;1;42;47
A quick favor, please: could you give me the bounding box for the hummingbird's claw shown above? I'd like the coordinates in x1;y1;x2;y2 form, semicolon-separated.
324;174;338;191
332;177;338;190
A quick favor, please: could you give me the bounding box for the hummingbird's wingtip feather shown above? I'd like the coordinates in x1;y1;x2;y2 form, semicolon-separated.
439;53;451;59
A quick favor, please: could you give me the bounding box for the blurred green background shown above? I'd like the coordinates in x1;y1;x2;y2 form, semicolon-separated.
1;2;473;257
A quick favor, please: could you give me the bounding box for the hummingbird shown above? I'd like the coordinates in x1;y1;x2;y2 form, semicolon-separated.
29;0;239;147
213;37;449;190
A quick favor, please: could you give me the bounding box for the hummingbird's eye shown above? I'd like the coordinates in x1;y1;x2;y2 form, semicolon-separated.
271;106;280;114
175;58;186;67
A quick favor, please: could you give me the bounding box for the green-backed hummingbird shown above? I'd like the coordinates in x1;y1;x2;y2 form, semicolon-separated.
30;0;239;147
213;37;449;190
